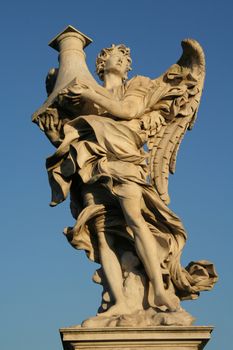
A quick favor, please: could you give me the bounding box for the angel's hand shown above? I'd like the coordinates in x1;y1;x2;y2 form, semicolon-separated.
38;108;63;146
56;82;94;108
57;86;82;107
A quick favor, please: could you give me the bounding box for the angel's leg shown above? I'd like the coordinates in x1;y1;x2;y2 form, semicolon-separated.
117;182;180;312
82;186;130;316
96;230;131;316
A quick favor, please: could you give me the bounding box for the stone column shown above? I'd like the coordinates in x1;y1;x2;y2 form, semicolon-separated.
32;25;95;121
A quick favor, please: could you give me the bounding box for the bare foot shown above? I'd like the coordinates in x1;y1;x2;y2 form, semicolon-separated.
97;301;132;317
155;291;180;312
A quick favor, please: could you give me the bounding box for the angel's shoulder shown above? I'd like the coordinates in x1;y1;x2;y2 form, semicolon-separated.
124;75;155;98
127;75;153;87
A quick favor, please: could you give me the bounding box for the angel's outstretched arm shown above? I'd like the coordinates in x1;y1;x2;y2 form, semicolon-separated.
85;88;142;119
58;82;153;120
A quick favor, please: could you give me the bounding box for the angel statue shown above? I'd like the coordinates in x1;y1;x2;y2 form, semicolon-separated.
33;27;217;327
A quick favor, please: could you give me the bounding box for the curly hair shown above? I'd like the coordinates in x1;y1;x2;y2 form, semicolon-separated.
96;44;132;81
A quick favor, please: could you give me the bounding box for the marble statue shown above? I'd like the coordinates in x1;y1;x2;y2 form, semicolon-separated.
33;26;218;327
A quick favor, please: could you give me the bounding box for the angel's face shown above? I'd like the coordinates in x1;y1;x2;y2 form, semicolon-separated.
104;49;129;79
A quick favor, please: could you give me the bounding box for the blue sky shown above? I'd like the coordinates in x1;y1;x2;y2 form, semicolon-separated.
1;1;232;349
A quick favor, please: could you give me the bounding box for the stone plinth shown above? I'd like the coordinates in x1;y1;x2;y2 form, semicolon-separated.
60;326;213;350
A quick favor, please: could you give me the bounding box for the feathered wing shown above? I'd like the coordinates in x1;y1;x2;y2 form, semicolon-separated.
147;39;205;204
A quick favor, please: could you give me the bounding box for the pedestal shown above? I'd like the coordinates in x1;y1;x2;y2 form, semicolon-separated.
60;326;213;350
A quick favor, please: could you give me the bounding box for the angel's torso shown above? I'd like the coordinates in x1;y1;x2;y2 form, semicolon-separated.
79;75;157;141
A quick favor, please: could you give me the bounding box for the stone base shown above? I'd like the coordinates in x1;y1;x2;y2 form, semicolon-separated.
60;326;213;350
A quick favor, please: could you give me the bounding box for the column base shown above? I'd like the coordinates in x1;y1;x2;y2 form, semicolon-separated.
60;325;213;350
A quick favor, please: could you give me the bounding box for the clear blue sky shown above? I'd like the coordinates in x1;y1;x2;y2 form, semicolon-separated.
1;1;232;349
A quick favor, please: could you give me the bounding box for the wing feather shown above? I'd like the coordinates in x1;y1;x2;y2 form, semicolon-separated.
147;39;205;204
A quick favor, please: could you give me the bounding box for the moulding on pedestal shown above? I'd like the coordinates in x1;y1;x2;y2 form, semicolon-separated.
60;326;213;350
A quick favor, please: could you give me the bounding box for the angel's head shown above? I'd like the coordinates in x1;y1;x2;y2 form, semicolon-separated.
96;44;132;82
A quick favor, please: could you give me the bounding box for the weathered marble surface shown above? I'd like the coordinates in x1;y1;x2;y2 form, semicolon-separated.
33;26;218;326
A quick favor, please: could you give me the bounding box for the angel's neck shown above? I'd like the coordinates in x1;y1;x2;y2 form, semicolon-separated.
103;73;123;91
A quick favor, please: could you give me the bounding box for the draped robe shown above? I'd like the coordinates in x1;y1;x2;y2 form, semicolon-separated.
46;75;217;300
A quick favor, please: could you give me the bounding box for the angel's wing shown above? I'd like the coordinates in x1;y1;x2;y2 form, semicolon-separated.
147;39;205;205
